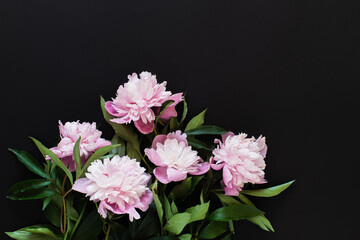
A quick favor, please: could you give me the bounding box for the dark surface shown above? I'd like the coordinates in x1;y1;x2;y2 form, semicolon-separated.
0;0;359;239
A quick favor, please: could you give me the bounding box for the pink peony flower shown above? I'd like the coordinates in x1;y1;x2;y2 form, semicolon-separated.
210;132;267;196
105;71;183;134
72;155;153;221
47;121;111;172
156;92;183;122
145;130;210;184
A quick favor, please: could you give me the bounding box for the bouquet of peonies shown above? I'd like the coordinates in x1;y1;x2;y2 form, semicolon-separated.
6;72;294;240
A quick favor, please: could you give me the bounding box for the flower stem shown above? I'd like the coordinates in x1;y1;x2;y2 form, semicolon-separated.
105;224;111;240
60;175;68;234
154;127;159;136
63;188;72;198
137;149;151;170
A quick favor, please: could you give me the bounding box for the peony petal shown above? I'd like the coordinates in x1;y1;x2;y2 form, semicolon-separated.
98;201;108;218
72;178;90;194
128;208;141;222
134;119;155;134
62;156;76;172
210;157;225;171
159;106;177;121
104;201;126;215
105;101;123;117
190;161;210;175
167;130;188;145
221;132;235;143
224;186;240;196
144;148;166;167
222;165;233;186
151;134;168;149
137;190;154;212
167;167;187;182
153;167;171;184
158;93;183;121
110;117;130;124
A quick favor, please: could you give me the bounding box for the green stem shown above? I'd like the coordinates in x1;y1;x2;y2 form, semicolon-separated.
105;224;111;240
209;189;225;192
69;202;87;239
136;149;151;170
60;175;68;234
63;188;72;198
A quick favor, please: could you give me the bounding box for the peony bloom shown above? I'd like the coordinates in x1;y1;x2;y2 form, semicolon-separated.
145;130;210;184
210;132;267;196
105;71;183;134
47;121;111;172
72;155;153;221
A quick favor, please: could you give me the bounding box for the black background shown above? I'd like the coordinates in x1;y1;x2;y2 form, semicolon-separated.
1;0;359;239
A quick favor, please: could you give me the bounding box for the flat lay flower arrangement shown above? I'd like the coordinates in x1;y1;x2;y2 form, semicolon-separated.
6;72;294;240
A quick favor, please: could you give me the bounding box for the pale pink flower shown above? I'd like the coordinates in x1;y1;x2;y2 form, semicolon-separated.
72;155;153;221
105;71;183;134
47;121;111;172
210;132;267;196
145;130;210;184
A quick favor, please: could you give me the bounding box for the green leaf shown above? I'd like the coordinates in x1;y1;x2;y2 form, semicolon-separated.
161;123;170;134
170;117;179;131
8;148;50;180
207;204;263;221
184;176;204;200
241;180;295;197
8;179;52;194
147;237;179;240
214;194;237;235
79;144;120;178
109;222;130;240
30;137;74;185
151;181;164;226
179;234;192;240
111;135;126;156
66;198;79;221
100;96;140;146
169;177;192;200
126;142;142;162
184;109;207;132
73;137;82;179
191;176;204;189
185;202;210;223
135;209;161;239
237;193;253;206
180;96;188;124
198;221;228;239
218;193;273;232
171;201;178;215
237;194;274;232
42;197;52;210
185;125;228;136
44;202;61;228
200;189;204;204
169;176;203;201
8;188;55;200
228;220;234;234
72;210;102;240
221;233;233;240
187;138;212;151
247;215;274;232
164;193;173;221
216;194;241;206
69;202;87;239
164;212;191;235
5;225;57;240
